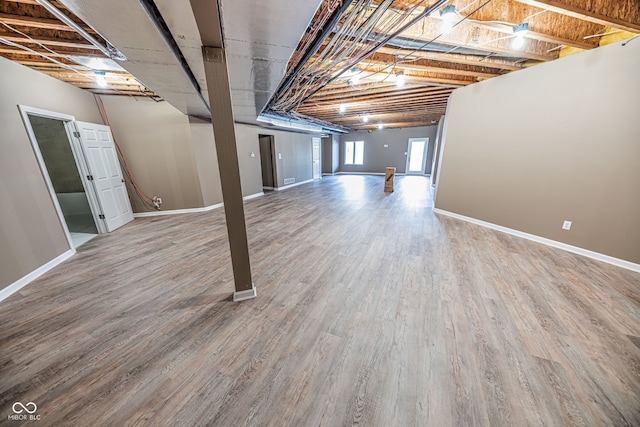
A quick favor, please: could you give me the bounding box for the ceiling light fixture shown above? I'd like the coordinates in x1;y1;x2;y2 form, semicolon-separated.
94;70;108;87
69;56;126;72
362;115;369;123
377;124;384;130
440;4;456;20
395;72;406;87
439;5;456;35
512;23;529;50
339;104;346;113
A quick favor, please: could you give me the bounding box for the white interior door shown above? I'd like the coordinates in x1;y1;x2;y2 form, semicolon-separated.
75;121;134;232
406;138;428;175
312;137;321;179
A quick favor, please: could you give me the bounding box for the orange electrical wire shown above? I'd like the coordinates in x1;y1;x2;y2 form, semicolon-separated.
94;95;155;202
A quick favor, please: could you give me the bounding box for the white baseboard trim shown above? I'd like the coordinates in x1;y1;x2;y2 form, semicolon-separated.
243;192;265;201
275;179;313;191
337;171;385;176
433;208;640;273
133;193;264;217
322;173;336;176
0;249;75;303
233;284;257;302
336;172;407;176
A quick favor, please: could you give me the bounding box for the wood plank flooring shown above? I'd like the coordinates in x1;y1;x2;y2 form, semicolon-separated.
1;175;639;426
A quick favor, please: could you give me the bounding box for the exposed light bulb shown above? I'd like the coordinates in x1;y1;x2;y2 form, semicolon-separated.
440;20;454;35
339;104;346;113
94;71;108;87
512;23;529;50
377;124;384;130
351;74;360;85
395;72;406;87
512;34;526;49
362;115;369;123
440;5;457;22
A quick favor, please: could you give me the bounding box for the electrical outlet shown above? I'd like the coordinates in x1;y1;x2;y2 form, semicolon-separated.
562;220;572;230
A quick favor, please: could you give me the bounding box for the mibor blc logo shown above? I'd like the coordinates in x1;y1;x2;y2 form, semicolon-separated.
8;402;41;421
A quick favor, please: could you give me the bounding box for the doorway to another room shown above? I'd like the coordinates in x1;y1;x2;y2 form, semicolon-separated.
259;134;277;191
20;107;134;249
312;137;321;180
27;114;98;248
406;137;429;175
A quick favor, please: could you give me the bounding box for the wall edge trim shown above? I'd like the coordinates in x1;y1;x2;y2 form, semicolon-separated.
336;172;407;176
0;249;76;303
133;193;264;217
433;208;640;273
275;179;314;191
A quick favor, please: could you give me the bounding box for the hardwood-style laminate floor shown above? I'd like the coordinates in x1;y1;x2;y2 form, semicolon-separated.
1;175;639;426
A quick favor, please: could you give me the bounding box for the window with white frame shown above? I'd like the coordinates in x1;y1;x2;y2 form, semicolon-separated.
344;140;364;165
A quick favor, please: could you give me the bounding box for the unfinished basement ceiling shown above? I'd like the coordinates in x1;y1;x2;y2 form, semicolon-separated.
265;0;640;130
0;0;158;97
1;0;638;132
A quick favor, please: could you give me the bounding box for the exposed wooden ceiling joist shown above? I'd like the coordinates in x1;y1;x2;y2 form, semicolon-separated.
0;12;79;32
0;32;98;50
469;20;596;50
0;0;156;98
361;58;501;79
377;46;524;70
308;82;452;101
401;23;558;62
516;0;640;33
0;44;102;57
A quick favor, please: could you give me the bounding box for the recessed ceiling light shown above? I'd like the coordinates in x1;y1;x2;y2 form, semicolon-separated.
439;5;457;35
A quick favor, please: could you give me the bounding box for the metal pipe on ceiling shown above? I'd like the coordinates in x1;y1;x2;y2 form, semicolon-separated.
297;0;449;106
137;0;210;112
35;0;126;60
265;0;357;112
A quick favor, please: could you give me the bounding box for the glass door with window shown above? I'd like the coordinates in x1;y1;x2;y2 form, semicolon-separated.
406;138;428;174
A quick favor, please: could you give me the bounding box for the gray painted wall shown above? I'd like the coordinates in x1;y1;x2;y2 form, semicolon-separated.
100;96;204;212
0;56;318;294
0;57;104;291
321;136;332;174
331;135;340;173
189;117;223;207
253;127;313;187
339;126;438;174
435;41;640;264
431;117;445;188
234;123;267;196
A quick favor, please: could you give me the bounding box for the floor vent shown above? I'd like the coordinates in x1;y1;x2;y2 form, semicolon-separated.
284;178;296;185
